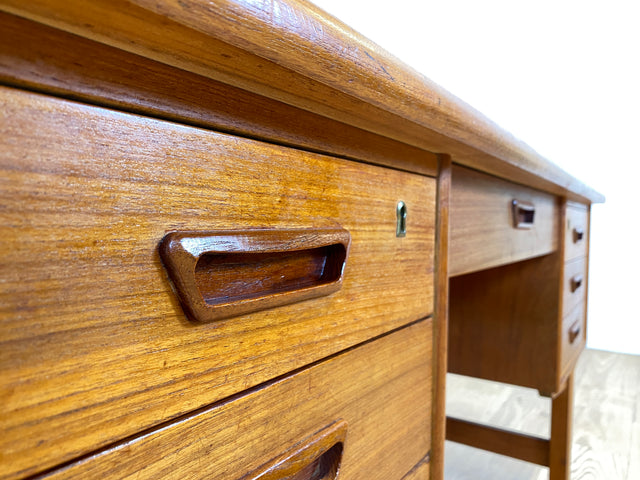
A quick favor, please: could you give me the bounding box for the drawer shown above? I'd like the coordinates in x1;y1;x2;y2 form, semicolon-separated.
560;302;586;382
564;203;589;261
41;320;433;480
563;257;587;317
450;165;559;276
401;456;431;480
0;87;436;478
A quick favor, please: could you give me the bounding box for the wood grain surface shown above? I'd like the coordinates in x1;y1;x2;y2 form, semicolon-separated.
0;11;438;177
0;86;435;479
239;420;347;480
401;453;431;480
446;417;550;467
445;349;640;480
431;155;452;480
449;165;559;276
159;228;351;322
0;0;604;203
448;253;562;395
41;320;433;480
0;2;606;479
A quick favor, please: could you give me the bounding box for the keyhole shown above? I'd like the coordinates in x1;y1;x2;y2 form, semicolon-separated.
396;201;407;237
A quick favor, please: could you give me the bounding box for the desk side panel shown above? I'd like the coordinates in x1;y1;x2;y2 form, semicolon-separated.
448;253;562;394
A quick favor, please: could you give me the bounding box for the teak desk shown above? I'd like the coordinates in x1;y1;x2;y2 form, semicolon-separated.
0;2;604;480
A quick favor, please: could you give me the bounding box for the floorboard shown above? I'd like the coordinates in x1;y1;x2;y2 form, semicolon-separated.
445;349;640;479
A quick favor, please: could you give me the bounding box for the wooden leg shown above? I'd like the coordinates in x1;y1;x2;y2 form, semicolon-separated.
446;373;576;478
549;374;574;480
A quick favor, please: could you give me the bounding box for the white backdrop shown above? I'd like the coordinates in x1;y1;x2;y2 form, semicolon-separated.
311;0;640;355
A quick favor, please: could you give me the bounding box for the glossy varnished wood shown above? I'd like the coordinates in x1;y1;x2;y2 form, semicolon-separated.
449;165;559;276
159;229;350;323
0;0;604;203
0;86;435;479
0;2;605;478
241;420;347;480
41;320;433;480
0;12;438;177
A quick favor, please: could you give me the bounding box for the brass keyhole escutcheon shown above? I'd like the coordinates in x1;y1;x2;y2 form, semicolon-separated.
396;201;407;237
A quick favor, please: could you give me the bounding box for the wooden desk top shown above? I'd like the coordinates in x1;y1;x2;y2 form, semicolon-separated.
0;0;603;203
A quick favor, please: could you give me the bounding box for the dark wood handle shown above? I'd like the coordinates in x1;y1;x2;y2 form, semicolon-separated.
573;227;585;243
512;199;535;229
243;420;347;480
570;274;583;293
569;319;582;343
160;228;351;322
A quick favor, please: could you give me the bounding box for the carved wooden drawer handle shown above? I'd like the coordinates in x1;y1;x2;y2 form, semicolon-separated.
570;274;584;293
512;199;535;229
573;227;585;243
160;228;351;322
569;319;582;344
242;420;347;480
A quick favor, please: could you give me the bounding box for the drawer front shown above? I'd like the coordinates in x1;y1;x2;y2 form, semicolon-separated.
450;165;559;276
560;303;586;381
564;204;589;261
0;87;435;478
401;455;431;480
42;321;433;480
562;257;587;317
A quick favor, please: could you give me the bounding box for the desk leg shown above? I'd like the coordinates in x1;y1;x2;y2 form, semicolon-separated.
549;374;574;480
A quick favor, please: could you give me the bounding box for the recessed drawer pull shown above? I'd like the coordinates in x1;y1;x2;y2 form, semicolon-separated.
573;227;585;243
569;319;582;344
160;228;351;322
511;199;535;229
244;420;347;480
570;274;584;293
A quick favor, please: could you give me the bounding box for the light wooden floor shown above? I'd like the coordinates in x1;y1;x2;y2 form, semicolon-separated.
444;349;640;479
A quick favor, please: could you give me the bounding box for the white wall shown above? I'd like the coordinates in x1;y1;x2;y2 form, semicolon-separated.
311;0;640;355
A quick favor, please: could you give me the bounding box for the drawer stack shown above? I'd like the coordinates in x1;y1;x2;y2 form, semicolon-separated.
559;203;590;383
448;168;592;396
0;87;436;479
445;163;596;480
448;166;590;396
